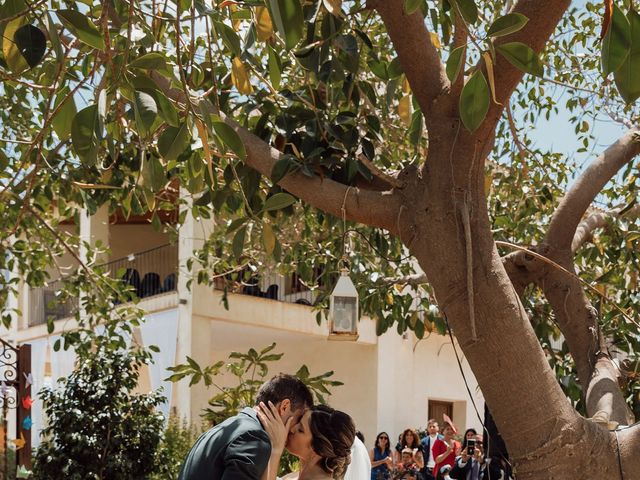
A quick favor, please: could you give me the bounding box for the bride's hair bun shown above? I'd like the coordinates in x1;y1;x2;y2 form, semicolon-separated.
309;405;356;479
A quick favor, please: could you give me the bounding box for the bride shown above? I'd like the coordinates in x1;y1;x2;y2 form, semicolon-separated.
257;401;358;480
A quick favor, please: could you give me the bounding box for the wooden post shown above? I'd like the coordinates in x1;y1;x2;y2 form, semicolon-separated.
16;345;31;469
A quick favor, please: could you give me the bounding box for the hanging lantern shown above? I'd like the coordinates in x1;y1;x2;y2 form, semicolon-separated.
329;267;359;340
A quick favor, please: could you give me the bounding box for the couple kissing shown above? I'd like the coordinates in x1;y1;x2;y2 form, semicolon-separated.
178;374;368;480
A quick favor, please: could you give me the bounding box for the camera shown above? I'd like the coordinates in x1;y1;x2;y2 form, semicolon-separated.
466;439;476;456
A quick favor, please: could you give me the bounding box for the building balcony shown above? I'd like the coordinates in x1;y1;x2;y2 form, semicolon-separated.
28;244;179;327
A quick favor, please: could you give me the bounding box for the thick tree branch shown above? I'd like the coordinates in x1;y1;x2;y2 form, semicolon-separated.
376;272;427;286
573;204;640;253
150;72;403;233
230;115;402;233
369;0;449;117
547;129;640;250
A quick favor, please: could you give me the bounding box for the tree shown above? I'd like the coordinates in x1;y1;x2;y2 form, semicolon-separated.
1;0;640;477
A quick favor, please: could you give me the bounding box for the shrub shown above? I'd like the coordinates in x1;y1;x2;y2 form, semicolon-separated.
32;345;165;480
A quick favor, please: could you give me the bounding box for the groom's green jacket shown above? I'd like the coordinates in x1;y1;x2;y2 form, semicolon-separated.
178;407;272;480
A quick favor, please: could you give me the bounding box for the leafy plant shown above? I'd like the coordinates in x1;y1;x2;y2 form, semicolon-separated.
31;269;166;480
149;416;203;480
166;343;343;426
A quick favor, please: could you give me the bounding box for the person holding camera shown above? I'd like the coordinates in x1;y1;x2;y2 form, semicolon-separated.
450;435;500;480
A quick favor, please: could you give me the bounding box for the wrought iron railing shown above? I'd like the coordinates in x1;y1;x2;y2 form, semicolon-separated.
29;244;179;327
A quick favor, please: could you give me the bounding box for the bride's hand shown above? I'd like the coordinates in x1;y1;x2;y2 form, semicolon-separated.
257;401;292;454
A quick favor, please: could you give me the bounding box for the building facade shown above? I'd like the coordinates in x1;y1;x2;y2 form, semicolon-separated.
1;201;484;448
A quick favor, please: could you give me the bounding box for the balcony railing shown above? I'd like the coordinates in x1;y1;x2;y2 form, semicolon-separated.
223;269;325;307
29;244;179;327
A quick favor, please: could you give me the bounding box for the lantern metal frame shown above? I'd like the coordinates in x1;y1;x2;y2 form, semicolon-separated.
328;267;359;341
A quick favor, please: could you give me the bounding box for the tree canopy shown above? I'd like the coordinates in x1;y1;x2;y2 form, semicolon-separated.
2;0;640;477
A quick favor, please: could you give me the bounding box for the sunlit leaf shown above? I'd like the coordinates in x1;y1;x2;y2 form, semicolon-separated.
263;192;296;212
601;3;631;75
496;42;544;77
614;9;640;103
487;13;529;37
262;223;276;255
255;6;273;41
268;0;303;50
57;9;105;50
231;57;254;94
446;45;466;82
459;70;489;131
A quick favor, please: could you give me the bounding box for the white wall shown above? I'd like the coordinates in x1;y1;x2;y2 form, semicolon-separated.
376;328;484;446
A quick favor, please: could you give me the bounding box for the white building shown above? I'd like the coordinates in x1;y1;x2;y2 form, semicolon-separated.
1;199;484;448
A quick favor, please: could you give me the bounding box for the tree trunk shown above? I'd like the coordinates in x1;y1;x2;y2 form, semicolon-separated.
399;138;637;477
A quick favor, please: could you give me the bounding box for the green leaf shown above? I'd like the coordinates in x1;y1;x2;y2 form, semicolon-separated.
602;4;631;76
133;90;158;136
262;223;276;255
487;13;529;37
271;155;298;183
232;226;247;260
158;123;190;160
46;12;63;60
269;0;304;50
129;52;169;71
459;70;489;132
151;90;180;127
404;0;422;15
263;192;296;212
213;121;246;160
267;46;281;90
496;42;544;77
214;20;241;57
2;16;29;73
446;45;465;82
614;10;640;103
71;105;99;165
142;155;166;192
56;9;105;50
52;87;77;140
455;0;477;25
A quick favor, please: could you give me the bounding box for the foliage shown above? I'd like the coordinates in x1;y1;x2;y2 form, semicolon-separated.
2;0;640;449
31;253;166;480
149;416;203;480
32;342;165;479
166;343;343;425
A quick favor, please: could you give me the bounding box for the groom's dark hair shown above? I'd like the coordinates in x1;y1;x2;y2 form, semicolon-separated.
255;374;313;411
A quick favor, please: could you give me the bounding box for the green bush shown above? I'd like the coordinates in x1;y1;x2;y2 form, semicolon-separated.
150;416;203;480
32;346;165;480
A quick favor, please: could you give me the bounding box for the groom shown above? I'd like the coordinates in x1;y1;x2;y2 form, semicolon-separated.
178;373;313;479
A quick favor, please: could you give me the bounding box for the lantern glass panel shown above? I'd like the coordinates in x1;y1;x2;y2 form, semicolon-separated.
333;296;357;333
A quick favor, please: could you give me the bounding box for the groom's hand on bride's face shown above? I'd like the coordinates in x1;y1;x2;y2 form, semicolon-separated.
257;401;293;454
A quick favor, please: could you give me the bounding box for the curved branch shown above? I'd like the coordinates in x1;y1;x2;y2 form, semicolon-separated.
572;204;640;253
369;0;449;117
546;129;640;249
376;272;427;286
229;114;403;233
149;72;403;233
